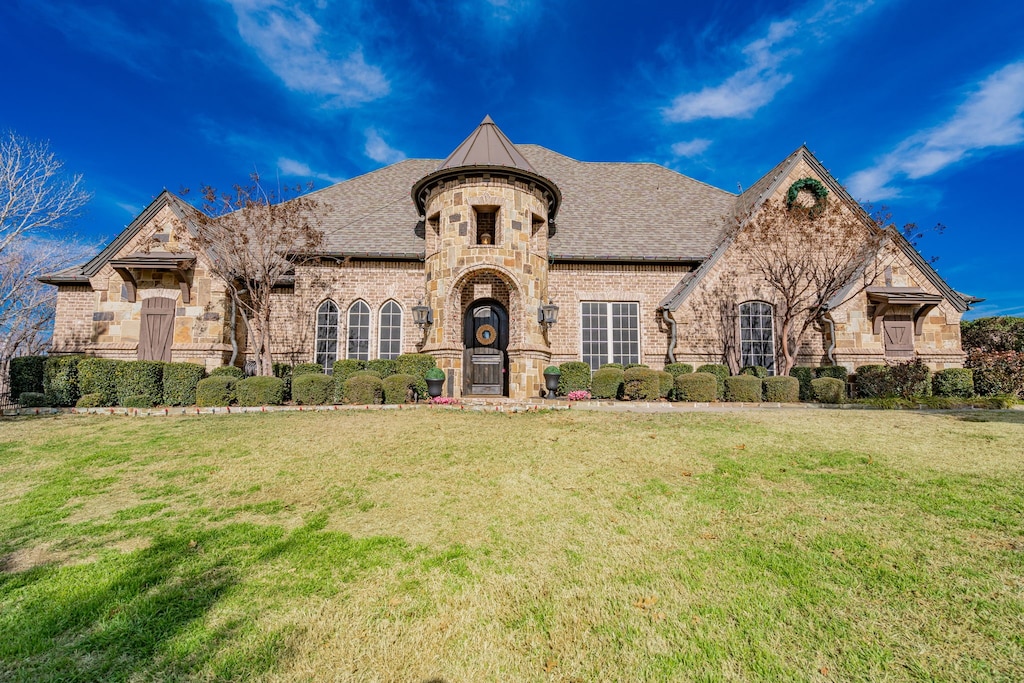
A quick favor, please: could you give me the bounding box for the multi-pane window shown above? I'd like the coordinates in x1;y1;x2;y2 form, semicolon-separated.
314;300;338;371
378;301;402;360
347;300;371;361
580;301;640;370
739;301;775;374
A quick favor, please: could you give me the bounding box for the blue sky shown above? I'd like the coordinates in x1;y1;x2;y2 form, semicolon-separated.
2;0;1022;317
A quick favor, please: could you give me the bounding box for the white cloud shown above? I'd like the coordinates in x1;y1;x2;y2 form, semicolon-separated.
670;138;713;157
663;1;877;123
277;156;343;184
847;60;1024;200
364;129;406;165
115;201;141;215
226;0;389;106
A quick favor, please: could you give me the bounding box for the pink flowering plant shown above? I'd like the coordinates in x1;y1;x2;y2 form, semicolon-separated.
566;390;591;401
429;396;460;405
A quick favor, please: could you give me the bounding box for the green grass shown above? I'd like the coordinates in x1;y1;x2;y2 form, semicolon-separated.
1;409;1022;681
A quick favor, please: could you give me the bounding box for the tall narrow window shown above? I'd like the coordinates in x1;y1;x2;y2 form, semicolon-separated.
378;300;402;360
580;301;640;370
314;300;339;371
347;300;371;361
475;207;496;245
739;301;775;373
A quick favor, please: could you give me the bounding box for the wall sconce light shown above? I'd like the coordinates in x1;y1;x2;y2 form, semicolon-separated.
412;300;433;329
538;300;559;328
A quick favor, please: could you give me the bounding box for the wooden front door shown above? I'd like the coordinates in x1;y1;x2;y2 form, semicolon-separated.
139;297;176;362
463;300;508;396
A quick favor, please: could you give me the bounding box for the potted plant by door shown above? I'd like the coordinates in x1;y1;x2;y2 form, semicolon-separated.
543;365;561;397
425;367;446;398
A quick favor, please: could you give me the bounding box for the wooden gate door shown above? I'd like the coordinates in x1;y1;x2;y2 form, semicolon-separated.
463;300;508;396
138;297;176;362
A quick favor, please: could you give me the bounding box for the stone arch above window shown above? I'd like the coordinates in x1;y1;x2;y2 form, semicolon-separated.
739;301;775;374
314;299;339;371
378;300;403;360
347;300;371;361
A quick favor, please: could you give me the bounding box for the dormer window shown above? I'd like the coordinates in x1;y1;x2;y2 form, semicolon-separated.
475;207;497;245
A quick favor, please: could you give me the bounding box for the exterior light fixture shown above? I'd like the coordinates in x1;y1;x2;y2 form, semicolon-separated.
412;300;433;329
538;300;559;327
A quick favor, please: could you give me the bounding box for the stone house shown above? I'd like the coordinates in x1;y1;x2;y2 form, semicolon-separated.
42;116;979;399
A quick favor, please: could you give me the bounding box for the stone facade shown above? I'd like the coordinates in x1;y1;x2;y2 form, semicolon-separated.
45;119;975;398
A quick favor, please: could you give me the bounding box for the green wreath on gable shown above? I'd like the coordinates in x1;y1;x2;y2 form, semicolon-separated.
786;177;829;215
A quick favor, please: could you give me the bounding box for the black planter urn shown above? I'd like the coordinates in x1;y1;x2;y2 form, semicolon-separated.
543;372;560;396
426;378;445;398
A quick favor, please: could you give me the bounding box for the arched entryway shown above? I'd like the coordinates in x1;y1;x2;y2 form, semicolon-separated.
463;299;508;396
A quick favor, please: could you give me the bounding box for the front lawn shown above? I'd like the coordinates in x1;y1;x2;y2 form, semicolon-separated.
1;409;1022;681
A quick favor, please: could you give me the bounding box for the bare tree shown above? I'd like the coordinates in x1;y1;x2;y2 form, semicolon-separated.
180;175;326;376
0;132;91;395
731;195;887;376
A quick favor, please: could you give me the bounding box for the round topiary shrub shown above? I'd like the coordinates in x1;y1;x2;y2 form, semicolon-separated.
114;361;164;407
591;367;624;399
543;365;560;375
43;355;83;406
740;365;769;379
292;363;325;377
725;375;763;402
622;367;660;401
9;355;46;400
814;365;848;381
123;394;155;409
367;358;398;378
696;364;729;399
664;363;693;378
75;393;105;409
210;365;246;379
163;362;206;406
292;373;333;405
812;377;845;403
18;392;49;407
235;376;286;406
789;367;814;401
763;376;799;402
77;357;122;407
425;367;445;380
345;374;384;405
196;376;237;407
674;372;717;402
557;361;591;396
932;368;975;398
332;359;368;403
600;362;624;370
657;370;673;398
383;373;418;404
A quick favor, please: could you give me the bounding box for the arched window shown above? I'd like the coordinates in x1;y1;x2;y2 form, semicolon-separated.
314;300;339;371
378;300;402;360
347;300;371;361
739;301;775;374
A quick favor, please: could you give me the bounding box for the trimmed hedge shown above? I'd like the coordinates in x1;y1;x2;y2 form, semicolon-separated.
210;366;245;379
235;376;286;406
854;365;891;398
622;367;660;401
789;367;814;401
725;375;763;402
292;373;333;405
75;393;105;409
696;364;729;399
19;392;49;407
674;372;717;402
123;395;154;409
115;361;163;407
814;365;848;381
600;363;624;370
163;362;206;406
624;363;649;370
740;365;769;379
855;360;930;399
932;368;974;398
812;377;845;403
196;376;237;407
78;357;122;407
966;351;1024;398
332;359;368;403
368;358;398;378
657;371;673;399
273;363;293;401
44;355;83;407
557;361;592;396
292;363;325;377
396;353;436;399
383;373;418;404
345;374;384;405
763;376;799;402
9;355;46;399
591;367;624;399
664;363;693;378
